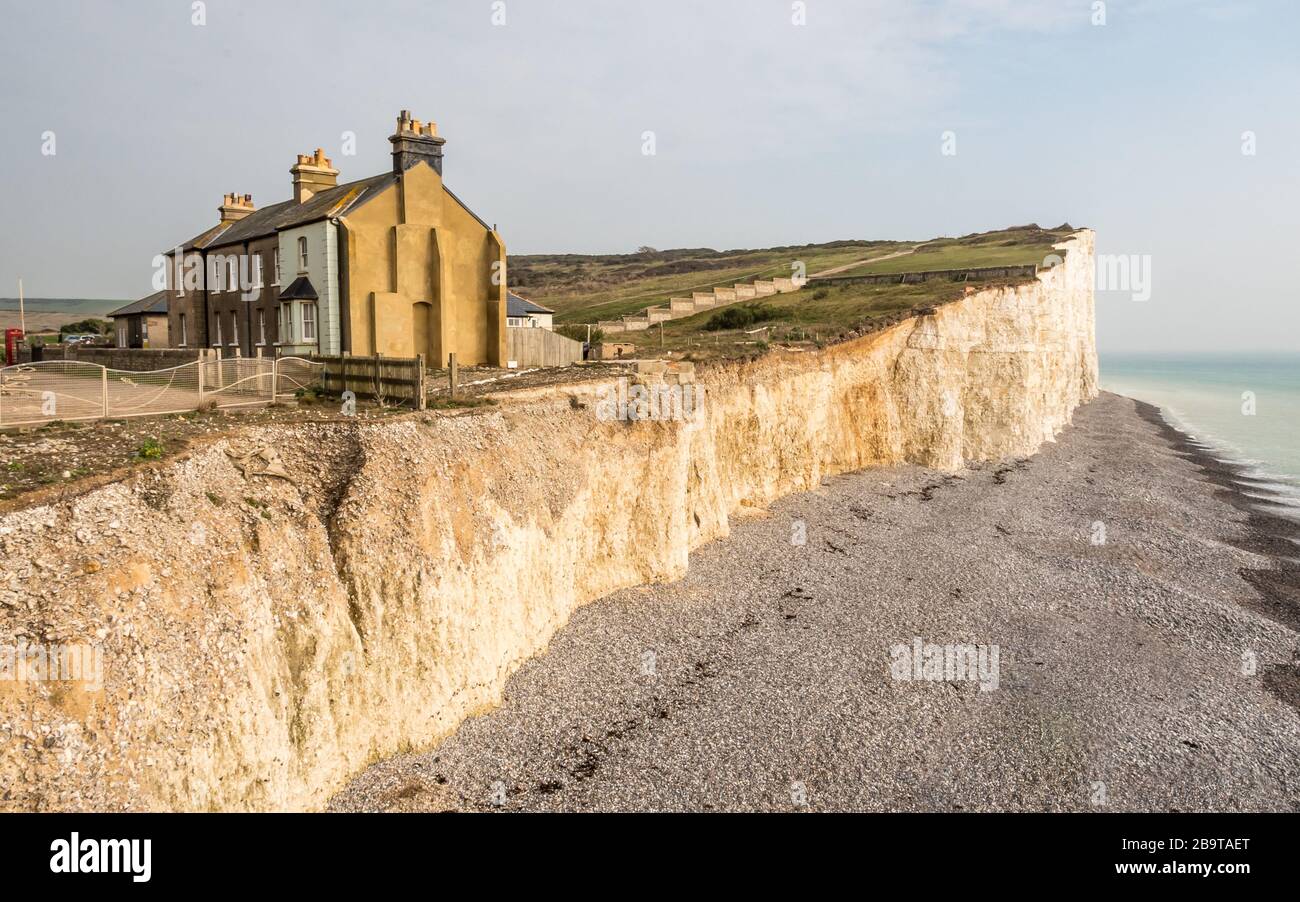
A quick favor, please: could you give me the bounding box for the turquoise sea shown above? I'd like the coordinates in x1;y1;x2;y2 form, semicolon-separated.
1100;353;1300;508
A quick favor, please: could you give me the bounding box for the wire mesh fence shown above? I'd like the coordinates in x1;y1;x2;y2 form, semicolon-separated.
0;357;325;427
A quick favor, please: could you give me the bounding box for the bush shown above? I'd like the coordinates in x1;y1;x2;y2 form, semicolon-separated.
59;318;111;337
703;302;783;332
556;324;603;344
811;288;829;300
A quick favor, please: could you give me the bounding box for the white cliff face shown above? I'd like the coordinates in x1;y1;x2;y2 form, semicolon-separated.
0;232;1097;812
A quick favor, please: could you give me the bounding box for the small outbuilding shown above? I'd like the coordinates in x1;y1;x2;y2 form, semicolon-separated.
108;290;169;349
506;291;554;330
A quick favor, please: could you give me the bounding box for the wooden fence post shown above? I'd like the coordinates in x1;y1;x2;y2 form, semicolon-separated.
100;366;109;419
415;353;427;410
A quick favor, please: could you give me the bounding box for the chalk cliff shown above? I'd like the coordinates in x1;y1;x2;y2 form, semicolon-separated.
0;231;1097;811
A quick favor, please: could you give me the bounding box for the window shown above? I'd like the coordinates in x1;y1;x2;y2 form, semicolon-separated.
297;236;308;271
214;315;223;347
257;309;266;345
280;303;294;343
116;322;127;348
179;313;187;347
228;258;238;293
272;248;280;285
301;302;317;342
230;312;239;346
142;319;149;340
253;254;264;292
211;259;223;292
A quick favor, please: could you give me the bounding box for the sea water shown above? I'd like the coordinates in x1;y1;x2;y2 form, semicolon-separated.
1100;353;1300;508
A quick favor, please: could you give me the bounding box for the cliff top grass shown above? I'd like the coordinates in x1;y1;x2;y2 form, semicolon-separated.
830;224;1075;277
516;240;915;324
608;275;1037;361
514;224;1076;360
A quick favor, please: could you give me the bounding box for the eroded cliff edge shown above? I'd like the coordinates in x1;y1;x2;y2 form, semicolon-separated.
0;231;1097;811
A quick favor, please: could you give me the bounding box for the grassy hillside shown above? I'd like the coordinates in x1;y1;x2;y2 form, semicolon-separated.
607;275;1038;360
511;241;916;324
510;224;1076;360
0;298;126;317
833;224;1074;277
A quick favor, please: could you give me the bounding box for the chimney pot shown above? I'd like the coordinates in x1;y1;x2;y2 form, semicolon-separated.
390;109;446;174
218;192;256;222
290;147;340;203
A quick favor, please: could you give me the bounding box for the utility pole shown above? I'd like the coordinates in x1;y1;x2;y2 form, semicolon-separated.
18;278;26;335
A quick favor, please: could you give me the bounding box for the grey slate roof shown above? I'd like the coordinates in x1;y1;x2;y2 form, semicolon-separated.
108;290;169;318
171;222;233;254
205;172;398;251
507;291;554;317
278;276;319;301
165;161;495;258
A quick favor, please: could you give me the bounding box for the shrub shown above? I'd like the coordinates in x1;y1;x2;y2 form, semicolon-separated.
136;439;164;460
703;302;783;332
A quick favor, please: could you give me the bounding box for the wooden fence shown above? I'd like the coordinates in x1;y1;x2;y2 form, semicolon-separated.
312;354;427;409
507;327;584;367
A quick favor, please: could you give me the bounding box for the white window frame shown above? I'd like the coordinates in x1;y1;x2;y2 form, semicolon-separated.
179;312;187;347
272;248;280;285
297;236;308;272
230;312;238;347
228;258;238;294
301;302;317;342
257;309;266;346
280;302;294;344
214;314;223;347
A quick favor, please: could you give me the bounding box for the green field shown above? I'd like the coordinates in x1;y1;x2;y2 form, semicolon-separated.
833;225;1073;277
606;275;1039;359
511;224;1076;360
512;241;916;324
0;298;125;317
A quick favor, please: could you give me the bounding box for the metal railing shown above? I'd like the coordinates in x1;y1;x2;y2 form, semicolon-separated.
0;356;324;427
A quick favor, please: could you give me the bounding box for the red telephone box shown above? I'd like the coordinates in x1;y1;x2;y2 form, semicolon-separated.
4;328;23;366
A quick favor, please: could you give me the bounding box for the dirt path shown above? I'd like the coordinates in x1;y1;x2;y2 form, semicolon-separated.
809;242;927;278
331;393;1300;812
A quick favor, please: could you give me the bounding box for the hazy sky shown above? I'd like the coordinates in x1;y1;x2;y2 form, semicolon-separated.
1;0;1296;352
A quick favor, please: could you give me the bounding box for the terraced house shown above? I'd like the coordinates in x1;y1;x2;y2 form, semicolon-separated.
162;112;507;365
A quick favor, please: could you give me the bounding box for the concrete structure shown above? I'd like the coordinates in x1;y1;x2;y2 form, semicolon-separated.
159;112;506;366
591;341;635;360
108;290;169;349
596;274;809;334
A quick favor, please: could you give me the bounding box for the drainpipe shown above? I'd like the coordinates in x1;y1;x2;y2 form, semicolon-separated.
333;217;351;355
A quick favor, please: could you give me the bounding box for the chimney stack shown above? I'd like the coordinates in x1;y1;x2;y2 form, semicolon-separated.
290;148;339;203
218;193;256;222
390;110;446;175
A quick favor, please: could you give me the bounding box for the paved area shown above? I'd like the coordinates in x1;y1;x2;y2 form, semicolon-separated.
331;392;1300;812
